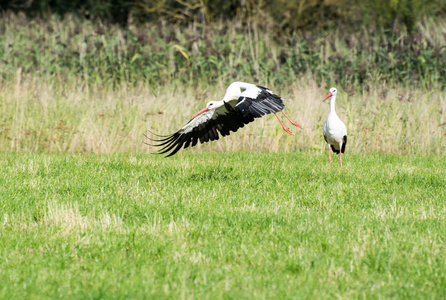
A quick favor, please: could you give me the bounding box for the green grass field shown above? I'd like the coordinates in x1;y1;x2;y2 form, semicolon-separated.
1;153;445;298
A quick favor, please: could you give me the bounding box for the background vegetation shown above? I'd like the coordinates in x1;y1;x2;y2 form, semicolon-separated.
1;1;446;88
1;10;445;155
3;0;446;31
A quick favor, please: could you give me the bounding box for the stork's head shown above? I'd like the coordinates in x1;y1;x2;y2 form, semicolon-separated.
205;101;221;109
192;100;223;119
323;87;337;102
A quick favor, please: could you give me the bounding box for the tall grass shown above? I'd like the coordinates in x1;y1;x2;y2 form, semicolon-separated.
1;75;445;154
0;12;445;155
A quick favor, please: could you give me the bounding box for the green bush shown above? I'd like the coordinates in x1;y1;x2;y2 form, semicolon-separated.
2;0;445;31
1;12;445;89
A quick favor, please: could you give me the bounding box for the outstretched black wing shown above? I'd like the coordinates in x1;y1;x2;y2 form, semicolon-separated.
146;102;255;157
235;86;285;118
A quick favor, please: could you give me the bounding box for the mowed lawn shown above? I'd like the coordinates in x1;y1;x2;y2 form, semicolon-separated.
1;152;445;298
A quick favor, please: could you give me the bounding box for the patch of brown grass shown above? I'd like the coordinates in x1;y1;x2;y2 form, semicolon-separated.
0;76;445;155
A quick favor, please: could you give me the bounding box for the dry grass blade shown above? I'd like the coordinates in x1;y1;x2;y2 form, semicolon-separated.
0;77;445;155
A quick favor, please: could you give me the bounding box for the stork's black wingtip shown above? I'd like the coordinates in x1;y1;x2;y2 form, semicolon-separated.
150;152;172;158
165;151;178;158
147;150;175;158
146;129;171;138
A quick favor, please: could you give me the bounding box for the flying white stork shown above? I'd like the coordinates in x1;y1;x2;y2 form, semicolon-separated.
146;82;302;157
322;87;347;171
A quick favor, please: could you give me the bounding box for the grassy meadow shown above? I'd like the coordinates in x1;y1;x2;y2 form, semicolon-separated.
1;153;446;298
1;10;446;299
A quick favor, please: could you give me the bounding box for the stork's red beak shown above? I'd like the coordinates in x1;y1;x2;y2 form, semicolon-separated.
323;92;333;102
192;107;209;119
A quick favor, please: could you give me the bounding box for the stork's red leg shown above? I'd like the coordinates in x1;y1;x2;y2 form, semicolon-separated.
281;110;302;128
339;152;343;170
274;113;293;135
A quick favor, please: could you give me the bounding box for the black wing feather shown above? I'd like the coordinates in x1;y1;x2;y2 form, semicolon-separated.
236;87;285;118
146;103;255;157
331;145;340;154
341;135;347;153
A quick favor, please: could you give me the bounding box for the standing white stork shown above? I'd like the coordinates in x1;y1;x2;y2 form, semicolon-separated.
322;87;347;171
146;82;302;157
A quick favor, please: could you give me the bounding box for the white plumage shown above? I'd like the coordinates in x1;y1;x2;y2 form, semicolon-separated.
322;87;347;171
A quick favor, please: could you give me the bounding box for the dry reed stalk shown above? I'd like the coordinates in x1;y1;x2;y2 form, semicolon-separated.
0;77;444;155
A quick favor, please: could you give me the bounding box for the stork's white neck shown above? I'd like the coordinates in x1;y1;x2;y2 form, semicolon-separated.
230;82;257;90
222;82;257;101
328;94;337;116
